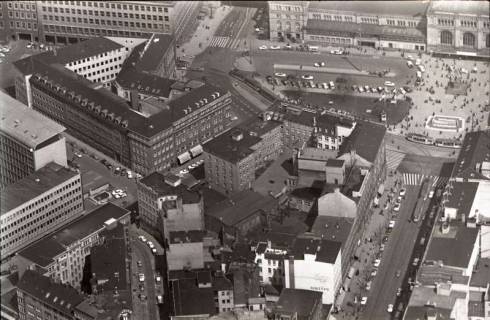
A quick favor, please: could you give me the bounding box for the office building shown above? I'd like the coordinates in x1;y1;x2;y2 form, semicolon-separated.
284;237;342;305
35;1;200;45
0;163;82;260
13;203;130;290
272;288;323;320
0;91;67;188
16;270;90;320
426;1;490;58
0;1;39;42
203;116;283;195
14;44;233;174
137;172;204;239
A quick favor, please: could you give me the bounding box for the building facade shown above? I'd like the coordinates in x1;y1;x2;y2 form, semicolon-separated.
268;1;308;41
0;1;39;42
253;241;288;286
0;163;82;260
0;91;67;189
284;237;342;305
14;203;130;290
137;172;204;239
426;1;490;57
203;117;283;195
166;230;205;271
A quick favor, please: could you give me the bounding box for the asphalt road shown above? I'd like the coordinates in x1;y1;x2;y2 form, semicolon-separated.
386;133;460;159
214;6;247;38
361;185;422;320
397;153;454;177
133;238;158;320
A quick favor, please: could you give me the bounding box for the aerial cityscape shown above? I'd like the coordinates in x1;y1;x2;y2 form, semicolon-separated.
0;1;489;320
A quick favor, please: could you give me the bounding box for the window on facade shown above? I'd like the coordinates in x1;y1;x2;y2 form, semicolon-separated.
486;34;490;48
463;32;475;47
440;30;452;45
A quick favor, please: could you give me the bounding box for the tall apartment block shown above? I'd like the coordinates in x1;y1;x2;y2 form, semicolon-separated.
0;91;67;189
0;1;201;45
0;162;83;260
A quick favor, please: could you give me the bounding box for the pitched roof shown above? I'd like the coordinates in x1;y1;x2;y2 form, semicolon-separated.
171;278;215;316
1;163;78;215
317;188;357;218
0;91;66;149
428;0;489;16
128;34;175;73
310;216;354;249
339;120;386;163
291;237;341;264
17;270;85;316
115;66;175;98
308;1;429;17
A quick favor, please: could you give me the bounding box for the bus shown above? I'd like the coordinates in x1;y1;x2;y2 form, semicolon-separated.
406;133;435;145
434;138;462;149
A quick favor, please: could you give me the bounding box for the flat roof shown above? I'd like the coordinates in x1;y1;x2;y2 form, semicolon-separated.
326;159;345;167
471;182;490;220
17;270;85;315
408;285;466;310
206;190;277;226
428;1;489;16
274;288;322;318
310;216;354;249
172;278;215;316
470;258;490;288
203;118;281;164
404;306;451;320
445;181;479;218
425;223;479;269
452;130;490;181
299;147;337;161
309;1;429;17
0;91;66;149
1;163;78;215
291;237;341;264
138;171;201;204
18;203;129;267
169;230;206;244
339;120;386;163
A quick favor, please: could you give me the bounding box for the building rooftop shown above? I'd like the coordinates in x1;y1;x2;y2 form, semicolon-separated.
227;266;261;306
425;223;479;269
299;147;337;162
470;258;490;288
428;0;490;16
308;1;429;17
18;203;129;267
138;171;201;204
444;181;479;218
171;278;215;316
290;187;323;201
310;216;354;249
274;288;322;319
1;162;78;215
306;19;425;41
90;224;129;292
472;182;490;221
206;190;277;227
16;53;228;138
291;237;341;264
203;118;281;164
339;120;386;163
418;264;470;286
17;270;85;316
408;286;467;310
169;230;206;244
326;159;345;168
0;91;66;149
403;306;451;320
115;65;176;99
451;130;490;181
129;34;175;73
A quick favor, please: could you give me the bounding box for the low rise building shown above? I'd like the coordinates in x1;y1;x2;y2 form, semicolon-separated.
252;241;288;286
137;172;204;239
203;116;283;195
271;288;323;320
167;230;206;271
0;91;67;188
284;236;342;305
13;203;130;290
0;162;82;260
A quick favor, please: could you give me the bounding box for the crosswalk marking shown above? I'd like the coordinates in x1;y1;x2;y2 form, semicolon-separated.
386;149;405;170
402;173;449;188
209;36;231;48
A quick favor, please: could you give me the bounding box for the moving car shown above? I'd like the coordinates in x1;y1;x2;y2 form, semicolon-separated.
156;295;164;304
329;81;335;89
139;235;147;242
270;45;281;50
259;45;268;50
373;259;381;268
399;188;406;197
361;296;368;305
397;288;402;296
389;220;396;228
393;203;401;212
139;273;145;282
301;74;314;80
147;241;155;249
387;304;394;313
366;281;372;291
429;190;434;198
137;261;142;267
274;72;287;78
384;81;395;87
314;61;326;67
412;257;420;266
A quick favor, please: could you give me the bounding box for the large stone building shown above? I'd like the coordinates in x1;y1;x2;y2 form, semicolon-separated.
13;38;232;175
1;1;201;45
203;116;283;195
426;1;490;57
268;1;308;41
0;91;67;189
0;162;82;260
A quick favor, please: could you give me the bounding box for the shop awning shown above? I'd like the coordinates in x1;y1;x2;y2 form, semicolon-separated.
177;152;191;165
190;145;203;157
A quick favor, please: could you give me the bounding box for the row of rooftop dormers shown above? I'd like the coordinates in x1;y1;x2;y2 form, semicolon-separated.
183;91;222;115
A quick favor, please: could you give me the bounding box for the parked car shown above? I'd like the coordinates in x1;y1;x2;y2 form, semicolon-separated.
412;257;420;266
156;295;164;304
301;74;314;80
270;45;281;50
384;81;395;87
399;188;406;197
259;45;268;50
373;259;381;268
387;304;394;313
139;273;145;282
361;296;368;305
274;72;287;78
389;220;396;228
139;235;147;242
393;203;401;212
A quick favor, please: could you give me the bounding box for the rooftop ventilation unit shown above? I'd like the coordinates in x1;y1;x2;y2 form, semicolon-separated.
121;120;129;128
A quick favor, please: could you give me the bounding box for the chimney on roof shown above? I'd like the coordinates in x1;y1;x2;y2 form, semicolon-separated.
130;90;141;112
